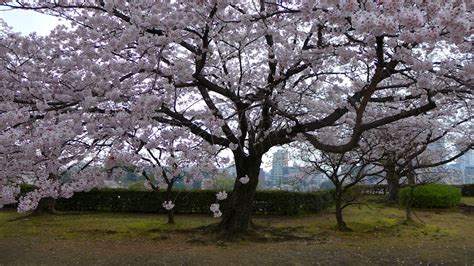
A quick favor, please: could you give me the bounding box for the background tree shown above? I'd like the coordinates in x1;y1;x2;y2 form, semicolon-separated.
103;126;226;224
367;115;473;203
300;138;383;231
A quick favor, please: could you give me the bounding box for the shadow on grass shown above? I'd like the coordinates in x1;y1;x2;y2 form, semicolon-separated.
187;222;319;244
6;210;96;222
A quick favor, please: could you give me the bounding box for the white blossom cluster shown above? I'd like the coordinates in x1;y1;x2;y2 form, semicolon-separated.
216;191;228;201
0;185;20;208
162;200;175;211
209;190;228;218
210;203;222;218
239;176;250;184
9;169;105;213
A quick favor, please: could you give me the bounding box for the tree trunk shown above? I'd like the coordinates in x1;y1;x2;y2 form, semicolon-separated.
166;182;175;225
385;163;400;202
167;210;175;224
34;197;57;214
334;187;349;231
405;166;416;222
405;188;413;222
216;154;262;236
387;175;400;202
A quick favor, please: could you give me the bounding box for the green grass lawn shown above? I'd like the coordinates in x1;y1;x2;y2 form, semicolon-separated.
0;196;473;264
461;196;474;205
0;211;215;241
1;197;473;241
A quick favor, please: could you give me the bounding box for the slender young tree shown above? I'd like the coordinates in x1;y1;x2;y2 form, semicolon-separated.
123;127;225;224
300;139;382;231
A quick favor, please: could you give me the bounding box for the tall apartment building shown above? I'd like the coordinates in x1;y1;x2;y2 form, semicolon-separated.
427;140;474;185
269;149;289;187
455;149;474;184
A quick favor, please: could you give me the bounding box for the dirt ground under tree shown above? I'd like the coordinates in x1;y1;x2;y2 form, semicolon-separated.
1;197;473;265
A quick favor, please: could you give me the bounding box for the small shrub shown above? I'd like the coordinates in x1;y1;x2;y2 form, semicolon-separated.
461;184;474;197
399;184;461;208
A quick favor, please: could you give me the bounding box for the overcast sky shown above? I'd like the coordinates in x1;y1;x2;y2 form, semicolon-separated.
0;8;61;35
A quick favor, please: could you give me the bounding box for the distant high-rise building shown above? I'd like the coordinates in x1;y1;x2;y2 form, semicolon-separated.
465;150;474;167
257;169;266;190
424;141;474;185
452;149;474;184
454;149;474;166
270;149;289;187
465;167;474;184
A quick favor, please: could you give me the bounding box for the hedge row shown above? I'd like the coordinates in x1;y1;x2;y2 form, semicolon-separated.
360;184;474;197
399;184;461;208
55;189;334;216
359;185;389;195
460;184;474;196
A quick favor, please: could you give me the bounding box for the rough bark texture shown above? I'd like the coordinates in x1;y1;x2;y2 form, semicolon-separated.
385;162;400;202
216;154;262;236
405;198;413;221
405;168;416;222
334;187;349;231
387;175;400;202
166;183;175;225
33;197;57;214
167;210;175;225
335;201;348;231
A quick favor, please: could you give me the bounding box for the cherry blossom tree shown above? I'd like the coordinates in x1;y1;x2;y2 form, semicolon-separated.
299;137;383;231
302;112;472;227
366;114;473;203
376;119;472;221
1;1;472;235
104;126;226;224
0;27;130;213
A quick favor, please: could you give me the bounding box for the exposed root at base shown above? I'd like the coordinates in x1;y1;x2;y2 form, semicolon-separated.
337;226;353;232
192;223;315;242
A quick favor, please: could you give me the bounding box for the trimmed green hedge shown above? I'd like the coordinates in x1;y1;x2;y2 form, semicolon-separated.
461;184;474;196
55;189;334;216
399;184;461;208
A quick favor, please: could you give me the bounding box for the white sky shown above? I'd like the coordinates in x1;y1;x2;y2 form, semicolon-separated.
0;8;62;35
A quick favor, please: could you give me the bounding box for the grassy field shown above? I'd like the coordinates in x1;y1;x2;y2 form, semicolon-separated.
461;196;474;205
1;196;473;265
0;211;214;241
